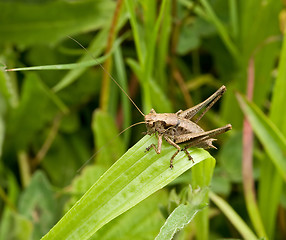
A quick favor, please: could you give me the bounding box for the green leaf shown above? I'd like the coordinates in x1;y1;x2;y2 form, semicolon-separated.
177;18;215;55
236;93;286;181
177;28;200;55
258;26;286;239
41;135;214;240
191;150;215;240
91;191;168;240
155;188;207;240
0;0;115;47
64;165;108;213
270;24;286;132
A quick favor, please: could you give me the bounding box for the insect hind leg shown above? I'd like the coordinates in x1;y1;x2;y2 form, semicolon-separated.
164;136;181;169
170;150;179;169
165;136;195;168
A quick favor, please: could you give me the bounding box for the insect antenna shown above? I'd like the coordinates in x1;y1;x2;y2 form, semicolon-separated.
77;121;145;173
67;35;145;117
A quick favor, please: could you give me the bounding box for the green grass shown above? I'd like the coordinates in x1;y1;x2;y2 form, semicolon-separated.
0;0;285;239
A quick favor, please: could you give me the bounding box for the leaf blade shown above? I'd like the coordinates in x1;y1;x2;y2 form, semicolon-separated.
236;93;286;181
41;135;214;240
209;191;258;240
155;189;208;240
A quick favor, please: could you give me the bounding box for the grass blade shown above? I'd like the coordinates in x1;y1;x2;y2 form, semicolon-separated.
192;153;215;240
258;27;286;238
236;93;286;181
209;191;258;240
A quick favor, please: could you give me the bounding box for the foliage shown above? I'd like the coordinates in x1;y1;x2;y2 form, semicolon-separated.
0;0;285;239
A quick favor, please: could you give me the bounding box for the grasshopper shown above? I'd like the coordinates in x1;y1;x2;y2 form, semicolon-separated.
144;85;232;168
68;36;232;169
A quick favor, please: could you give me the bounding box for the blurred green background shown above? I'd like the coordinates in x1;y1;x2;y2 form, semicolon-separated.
0;0;286;239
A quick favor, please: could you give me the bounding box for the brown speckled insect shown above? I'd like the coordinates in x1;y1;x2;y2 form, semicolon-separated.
144;86;232;168
68;37;232;169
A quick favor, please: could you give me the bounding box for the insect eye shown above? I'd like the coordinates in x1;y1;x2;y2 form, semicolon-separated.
147;122;155;127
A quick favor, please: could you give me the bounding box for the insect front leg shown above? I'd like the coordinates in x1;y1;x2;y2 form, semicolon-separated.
145;134;162;154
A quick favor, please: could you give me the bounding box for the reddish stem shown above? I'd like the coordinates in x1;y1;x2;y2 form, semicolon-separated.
242;57;255;195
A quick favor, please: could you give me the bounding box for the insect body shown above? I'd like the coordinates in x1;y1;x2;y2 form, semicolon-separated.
144;85;232;168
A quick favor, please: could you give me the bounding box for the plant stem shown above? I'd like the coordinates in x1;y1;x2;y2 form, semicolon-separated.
100;0;124;111
242;57;267;238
